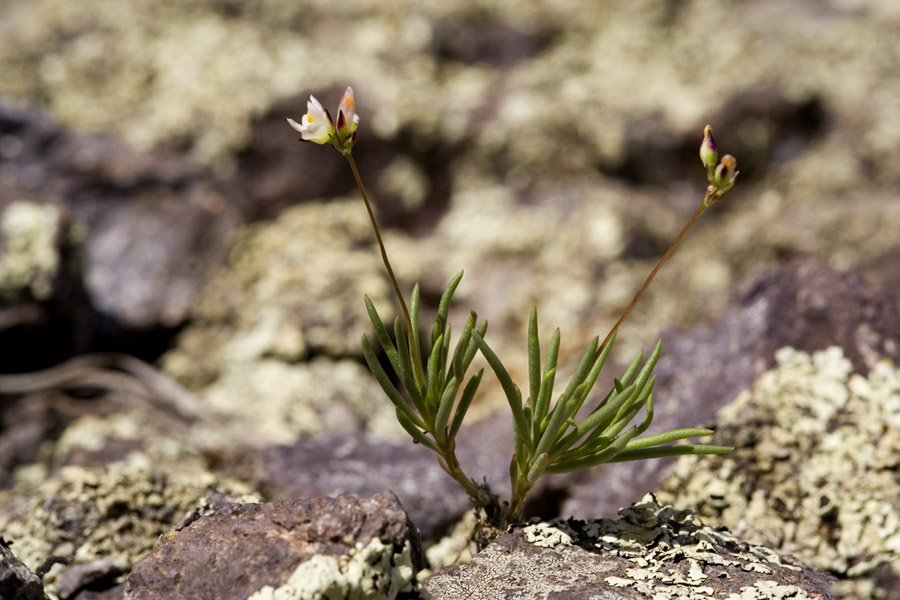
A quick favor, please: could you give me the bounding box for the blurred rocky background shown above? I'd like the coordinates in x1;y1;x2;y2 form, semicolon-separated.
1;0;899;598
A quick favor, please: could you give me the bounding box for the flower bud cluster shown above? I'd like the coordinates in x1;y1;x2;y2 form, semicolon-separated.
288;87;360;155
700;125;739;206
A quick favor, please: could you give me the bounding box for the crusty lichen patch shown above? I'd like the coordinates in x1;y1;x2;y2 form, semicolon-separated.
510;494;825;599
160;199;402;443
246;538;420;600
0;200;62;301
522;520;575;549
0;463;256;600
658;346;900;594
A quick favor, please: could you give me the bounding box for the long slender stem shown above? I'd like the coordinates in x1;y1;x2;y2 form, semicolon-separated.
346;153;426;386
347;154;411;327
596;203;708;358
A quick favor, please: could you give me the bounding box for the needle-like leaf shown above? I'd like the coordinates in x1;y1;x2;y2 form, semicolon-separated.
474;331;531;448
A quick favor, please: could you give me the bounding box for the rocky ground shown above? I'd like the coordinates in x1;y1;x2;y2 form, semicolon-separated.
1;0;899;598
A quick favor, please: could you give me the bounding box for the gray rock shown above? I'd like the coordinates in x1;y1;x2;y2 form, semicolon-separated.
0;463;253;600
0;97;239;368
252;414;522;544
125;491;425;600
562;258;900;519
425;494;837;599
254;433;473;544
0;541;48;600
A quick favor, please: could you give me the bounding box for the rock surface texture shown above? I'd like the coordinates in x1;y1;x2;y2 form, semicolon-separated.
425;494;837;599
659;346;900;597
562;258;900;519
0;541;48;600
125;491;424;600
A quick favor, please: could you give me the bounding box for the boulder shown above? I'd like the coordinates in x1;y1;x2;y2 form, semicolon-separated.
425;494;837;599
125;492;424;600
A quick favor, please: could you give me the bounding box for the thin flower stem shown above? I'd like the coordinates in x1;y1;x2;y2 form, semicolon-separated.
597;202;708;358
346;154;426;386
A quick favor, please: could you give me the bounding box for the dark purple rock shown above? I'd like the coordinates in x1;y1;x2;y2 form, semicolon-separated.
562;257;900;518
254;427;512;543
125;492;423;600
0;541;48;600
0;97;239;370
56;559;123;600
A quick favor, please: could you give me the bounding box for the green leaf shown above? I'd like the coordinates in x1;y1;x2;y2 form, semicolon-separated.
610;444;733;462
463;320;488;374
546;426;639;473
451;312;477;382
362;334;427;430
393;316;424;411
434;376;459;446
631;393;654;438
527;307;541;409
616;350;644;389
435;271;464;343
624;427;716;450
409;284;425;388
534;328;560;428
449;369;483;438
364;295;401;372
604;377;655;439
526;452;550;483
550;383;635;458
565;334;615;423
473;331;531;448
395;407;441;453
427;333;445;410
560;337;600;401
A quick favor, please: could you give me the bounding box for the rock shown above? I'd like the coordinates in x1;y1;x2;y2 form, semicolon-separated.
252;412;521;544
159;200;405;445
562;258;900;519
424;494;837;599
658;346;900;595
254;433;472;545
0;463;255;600
56;559;122;600
0;540;48;600
0;97;239;371
0;352;243;489
125;492;424;600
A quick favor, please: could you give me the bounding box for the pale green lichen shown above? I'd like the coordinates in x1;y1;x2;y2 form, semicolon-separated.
590;494;799;597
422;509;477;576
522;520;575;549
0;200;62;301
724;580;817;600
659;346;900;594
161;200;403;443
246;538;420;600
516;495;811;599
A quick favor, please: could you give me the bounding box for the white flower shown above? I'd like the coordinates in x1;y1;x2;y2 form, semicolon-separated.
287;95;334;145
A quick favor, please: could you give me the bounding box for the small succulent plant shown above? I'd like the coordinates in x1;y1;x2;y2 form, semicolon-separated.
289;88;737;528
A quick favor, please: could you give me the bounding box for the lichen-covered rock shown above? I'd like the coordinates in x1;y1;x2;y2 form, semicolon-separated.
0;97;238;370
424;494;836;598
658;346;900;595
562;258;900;519
0;463;256;600
0;200;64;303
160;200;403;444
124;492;425;600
